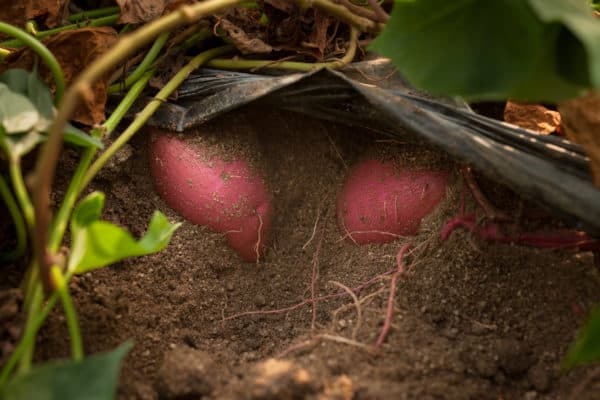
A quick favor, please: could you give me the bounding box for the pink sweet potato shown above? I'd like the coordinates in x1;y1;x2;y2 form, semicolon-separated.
337;159;448;244
149;133;272;262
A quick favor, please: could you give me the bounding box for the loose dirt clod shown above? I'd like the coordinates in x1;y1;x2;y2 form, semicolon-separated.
245;358;317;400
155;345;220;399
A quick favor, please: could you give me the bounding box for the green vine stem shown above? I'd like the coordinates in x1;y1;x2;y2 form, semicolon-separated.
14;66;155;378
25;21;38;36
0;22;65;102
0;15;120;49
206;27;358;71
108;32;169;94
7;71;152;373
32;0;243;293
51;266;83;361
180;29;213;51
0;175;26;261
82;45;234;188
0;290;58;385
9;162;34;229
16;281;42;374
68;6;121;23
49;70;155;251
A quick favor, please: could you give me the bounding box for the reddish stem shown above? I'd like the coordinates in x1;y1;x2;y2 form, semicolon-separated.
375;243;412;347
441;214;600;251
223;267;397;321
462;166;511;222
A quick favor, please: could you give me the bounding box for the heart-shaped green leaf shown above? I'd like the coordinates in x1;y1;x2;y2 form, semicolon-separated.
0;130;45;161
370;0;597;101
68;192;180;274
0;342;132;400
564;305;600;368
0;83;40;133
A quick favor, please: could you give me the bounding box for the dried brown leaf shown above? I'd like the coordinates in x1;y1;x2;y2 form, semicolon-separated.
220;19;272;55
2;27;119;126
263;0;295;13
0;0;68;29
302;11;332;58
116;0;172;24
504;101;561;135
558;91;600;188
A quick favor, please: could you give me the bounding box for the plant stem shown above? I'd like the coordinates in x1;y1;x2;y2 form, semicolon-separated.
0;174;27;261
16;281;43;375
49;70;154;251
0;290;58;385
51;266;83;361
206;27;358;71
180;29;213;50
0;15;120;49
296;0;380;32
9;162;34;229
82;45;234;188
0;22;65;102
108;33;169;94
366;0;389;22
32;0;244;293
334;0;378;22
68;6;121;23
25;21;38;36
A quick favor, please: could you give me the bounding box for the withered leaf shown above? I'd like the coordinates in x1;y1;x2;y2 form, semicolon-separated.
116;0;172;24
559;91;600;188
220;19;272;55
2;27;119;126
504;101;561;135
302;11;332;58
0;0;68;31
263;0;295;13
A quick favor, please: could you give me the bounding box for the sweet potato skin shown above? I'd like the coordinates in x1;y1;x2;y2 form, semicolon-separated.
149;134;271;262
337;159;448;244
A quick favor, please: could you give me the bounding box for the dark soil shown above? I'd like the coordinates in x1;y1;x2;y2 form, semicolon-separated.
2;107;600;399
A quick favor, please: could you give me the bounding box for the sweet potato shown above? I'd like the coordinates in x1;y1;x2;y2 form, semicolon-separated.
149;133;272;262
337;159;448;244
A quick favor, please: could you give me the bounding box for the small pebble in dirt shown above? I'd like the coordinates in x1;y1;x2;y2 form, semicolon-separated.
226;281;235;292
254;294;267;307
527;364;550;393
441;327;459;339
474;355;498;378
243;358;317;400
524;390;538;400
155;345;219;399
495;338;534;376
321;375;354;400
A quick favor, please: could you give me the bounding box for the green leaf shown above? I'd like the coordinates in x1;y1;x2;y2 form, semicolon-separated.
0;68;53;117
528;0;600;89
63;123;104;149
71;191;105;229
369;0;591;101
0;68;100;148
0;83;40;133
0;342;132;400
26;69;54;119
68;192;180;274
0;69;30;95
0;130;45;161
564;305;600;369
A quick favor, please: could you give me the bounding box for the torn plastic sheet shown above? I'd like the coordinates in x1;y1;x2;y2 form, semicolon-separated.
130;59;600;236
